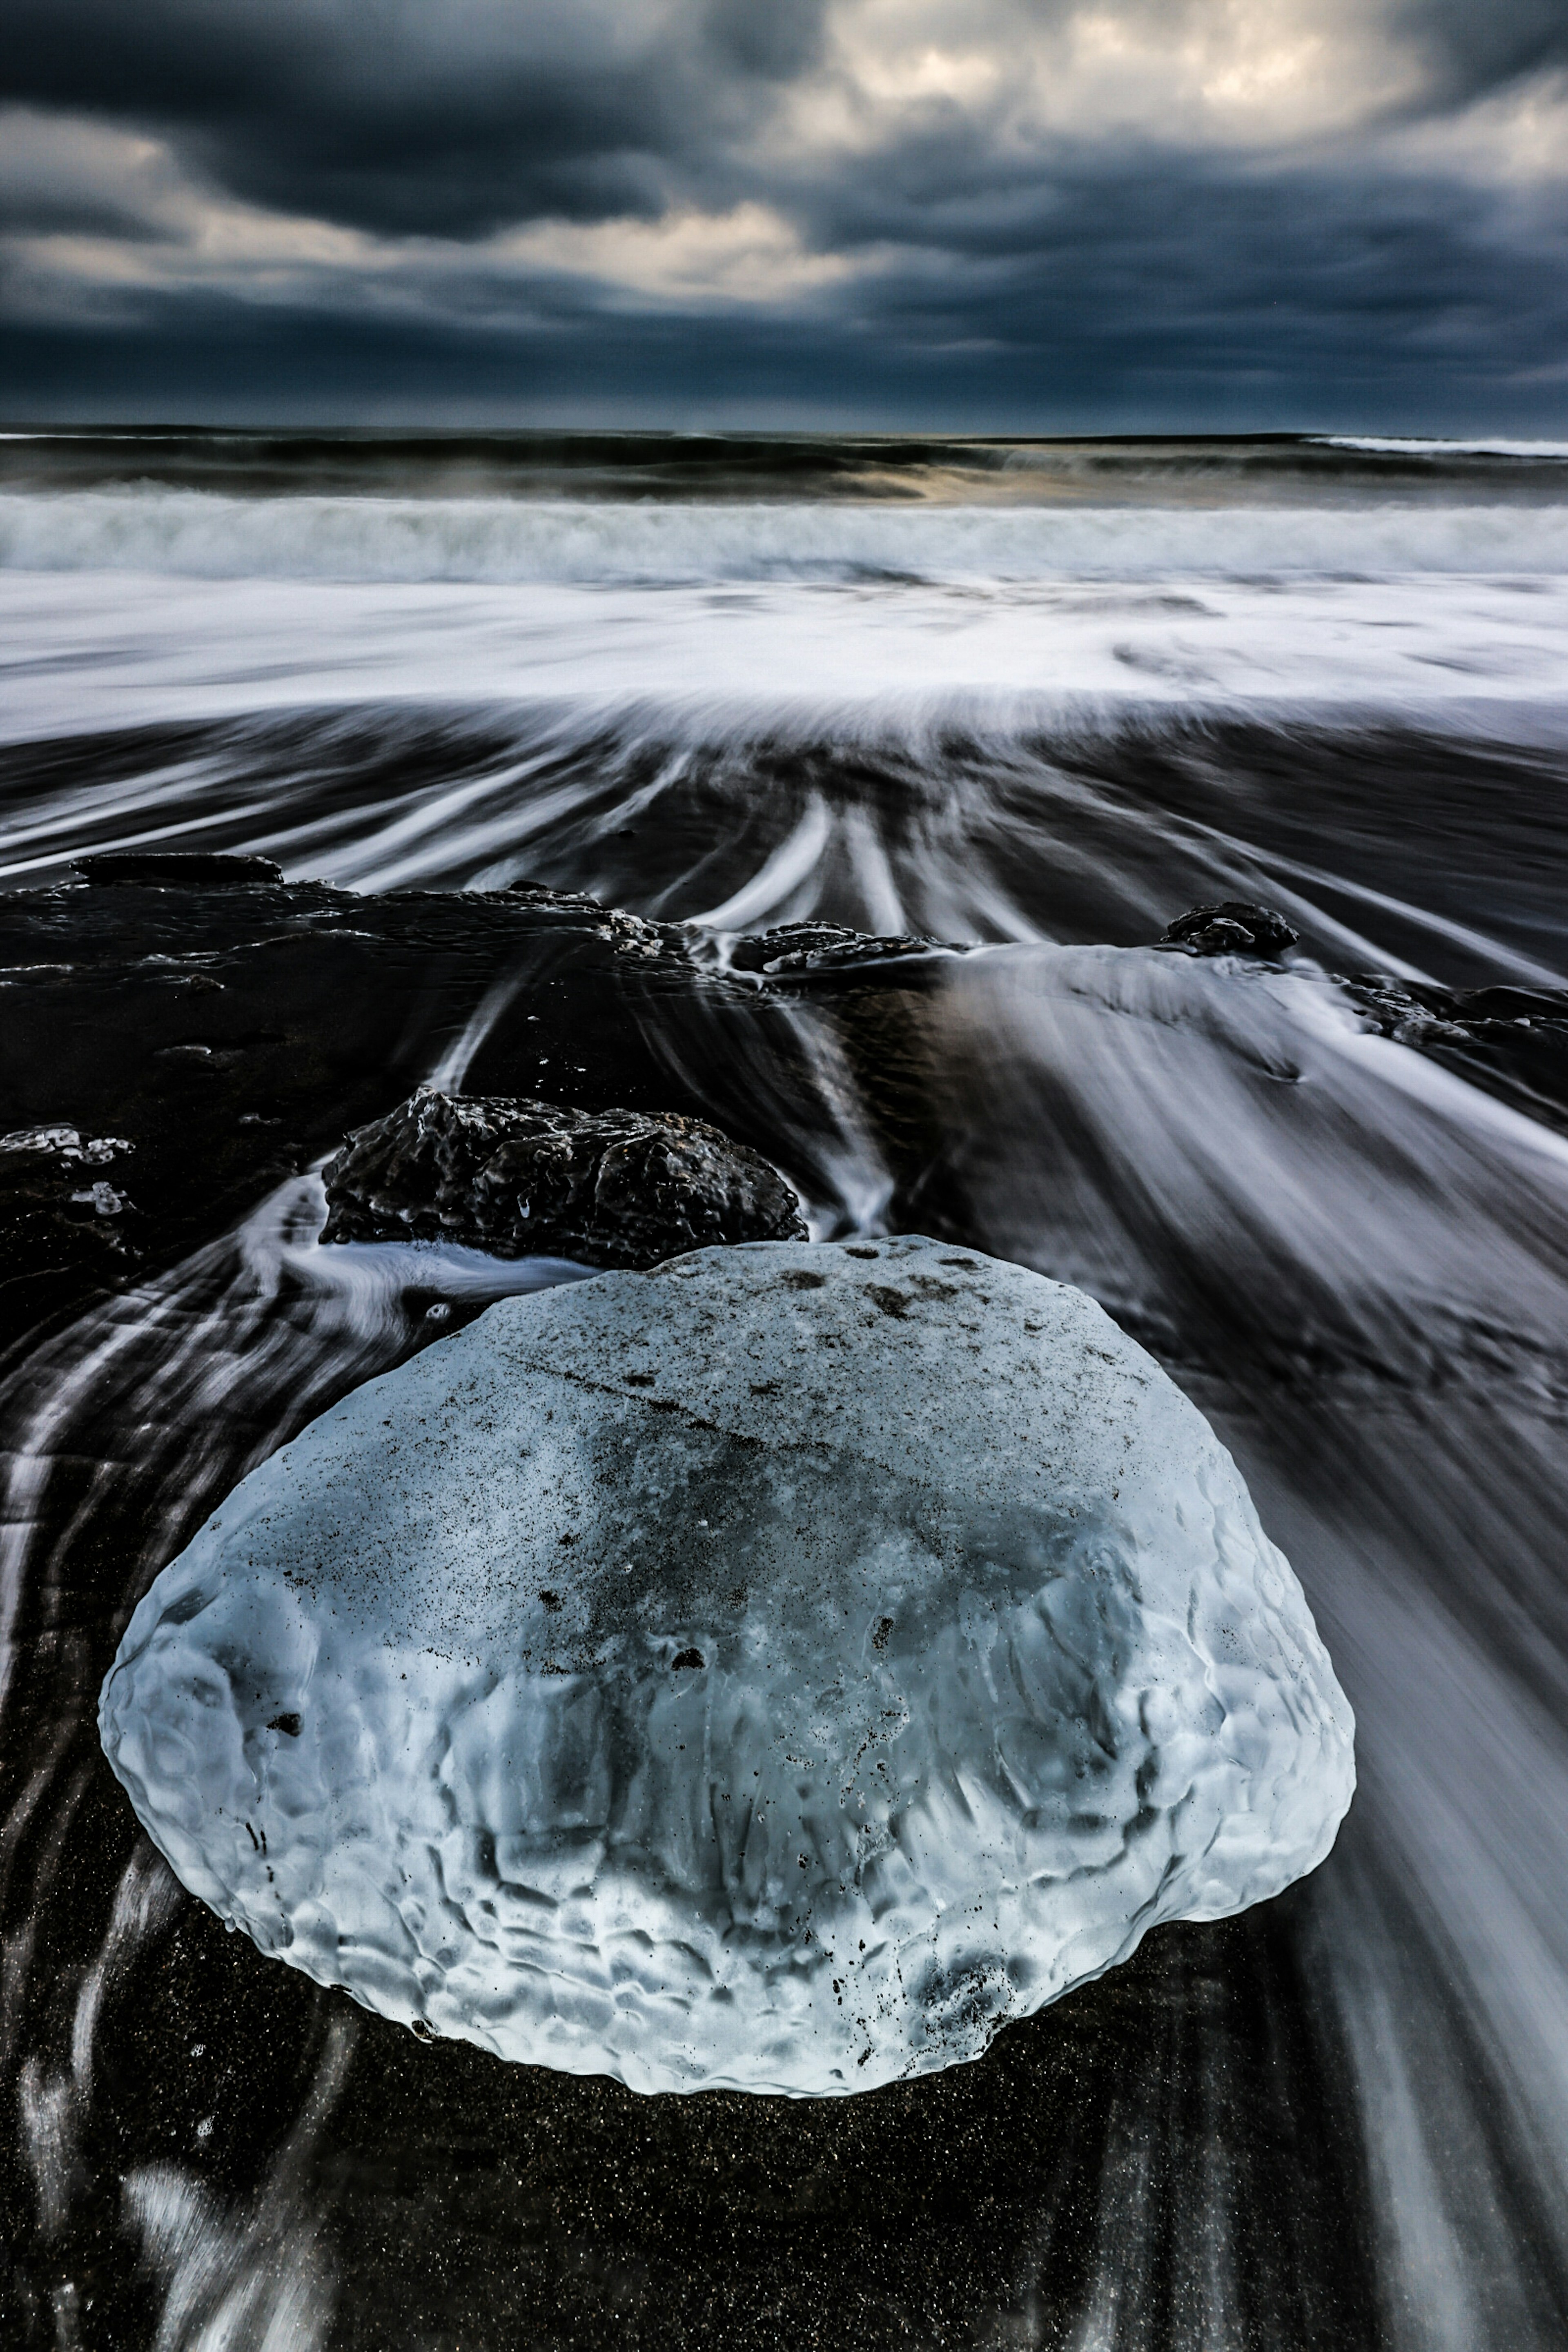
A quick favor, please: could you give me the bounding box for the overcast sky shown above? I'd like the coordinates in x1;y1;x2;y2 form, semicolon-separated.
3;0;1566;429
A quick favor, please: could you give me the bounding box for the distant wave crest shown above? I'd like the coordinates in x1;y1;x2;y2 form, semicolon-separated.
1314;436;1568;461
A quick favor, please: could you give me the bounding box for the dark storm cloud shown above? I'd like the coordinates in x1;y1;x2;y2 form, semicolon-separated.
6;156;1561;434
1396;0;1568;102
1;0;1566;425
0;0;833;234
7;0;1555;239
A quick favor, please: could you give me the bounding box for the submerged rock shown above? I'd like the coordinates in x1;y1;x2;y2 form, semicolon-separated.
0;1124;138;1296
503;880;674;960
320;1086;806;1267
1161;902;1299;958
0;1123;131;1166
1340;973;1568;1136
0;869;820;1346
728;922;947;978
100;1237;1354;2097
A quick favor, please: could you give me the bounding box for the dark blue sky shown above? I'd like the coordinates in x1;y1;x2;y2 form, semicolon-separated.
2;0;1566;429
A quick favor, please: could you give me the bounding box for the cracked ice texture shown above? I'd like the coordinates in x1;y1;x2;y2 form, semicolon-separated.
99;1239;1354;2096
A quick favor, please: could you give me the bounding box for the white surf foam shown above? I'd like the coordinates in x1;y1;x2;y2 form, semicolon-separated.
2;490;1567;587
4;564;1567;752
1315;437;1568;462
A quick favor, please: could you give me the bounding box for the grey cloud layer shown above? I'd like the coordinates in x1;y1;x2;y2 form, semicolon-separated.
2;0;834;232
2;0;1566;424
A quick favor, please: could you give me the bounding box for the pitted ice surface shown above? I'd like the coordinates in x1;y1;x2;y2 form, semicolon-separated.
99;1239;1354;2096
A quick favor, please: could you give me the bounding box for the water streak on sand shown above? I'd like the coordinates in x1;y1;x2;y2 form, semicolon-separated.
2;428;1567;2348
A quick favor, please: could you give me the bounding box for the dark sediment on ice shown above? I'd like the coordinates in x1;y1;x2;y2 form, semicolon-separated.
321;1086;806;1265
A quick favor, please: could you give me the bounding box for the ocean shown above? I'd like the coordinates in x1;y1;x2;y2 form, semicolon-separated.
2;427;1568;2348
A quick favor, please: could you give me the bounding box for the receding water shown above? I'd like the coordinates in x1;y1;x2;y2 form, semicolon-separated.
2;430;1566;2350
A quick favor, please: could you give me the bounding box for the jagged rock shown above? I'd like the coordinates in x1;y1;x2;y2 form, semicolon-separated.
0;1124;131;1165
728;922;947;978
0;871;830;1345
78;852;285;888
1344;974;1567;1042
320;1086;806;1267
0;1125;138;1298
1161;902;1299;958
504;881;673;959
1342;973;1568;1131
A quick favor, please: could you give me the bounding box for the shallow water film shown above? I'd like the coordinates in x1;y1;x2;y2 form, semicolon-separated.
3;428;1568;2348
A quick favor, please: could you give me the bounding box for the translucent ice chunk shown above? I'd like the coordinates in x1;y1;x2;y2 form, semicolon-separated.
99;1238;1354;2096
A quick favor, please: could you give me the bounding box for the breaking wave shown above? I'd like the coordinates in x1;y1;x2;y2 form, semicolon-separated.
2;489;1568;586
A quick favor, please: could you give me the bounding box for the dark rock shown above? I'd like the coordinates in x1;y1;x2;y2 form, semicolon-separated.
504;880;672;960
0;874;811;1350
0;1123;130;1168
0;1124;139;1317
1341;973;1568;1133
320;1086;807;1268
77;852;285;888
728;922;948;978
1161;903;1300;958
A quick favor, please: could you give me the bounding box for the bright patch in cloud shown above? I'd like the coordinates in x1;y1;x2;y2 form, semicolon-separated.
0;120;860;327
495;204;857;304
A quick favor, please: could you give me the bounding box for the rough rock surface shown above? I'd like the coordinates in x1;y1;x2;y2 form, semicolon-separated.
504;880;674;960
0;1122;140;1297
100;1237;1355;2097
728;923;947;978
0;871;727;1344
80;851;287;889
7;864;1561;1352
1161;903;1299;958
1341;973;1568;1128
320;1087;807;1267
